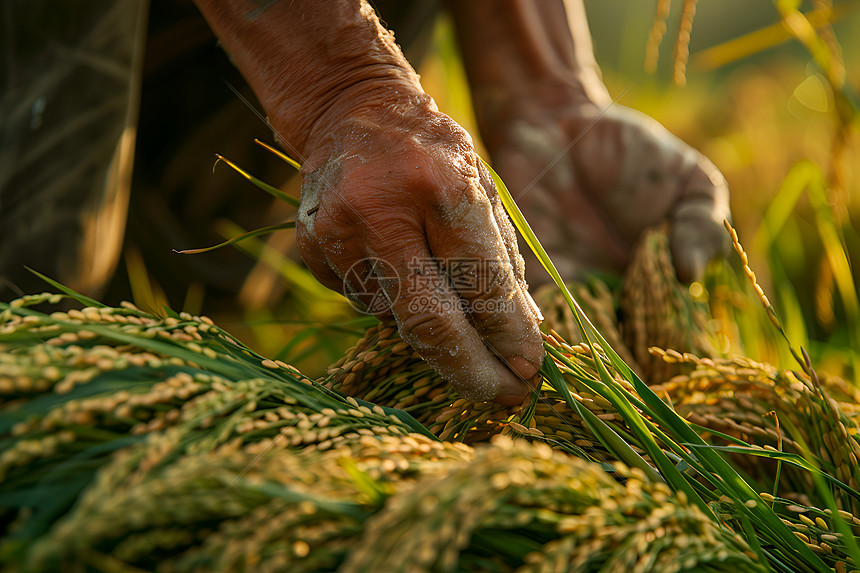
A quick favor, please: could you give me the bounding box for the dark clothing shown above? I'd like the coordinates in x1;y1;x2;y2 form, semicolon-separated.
0;1;438;306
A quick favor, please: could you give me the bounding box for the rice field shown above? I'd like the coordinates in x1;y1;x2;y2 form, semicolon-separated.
3;217;860;571
3;2;860;572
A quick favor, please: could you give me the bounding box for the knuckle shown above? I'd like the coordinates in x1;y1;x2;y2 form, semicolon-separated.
426;111;473;146
397;307;458;353
311;209;357;246
345;187;394;220
462;274;506;304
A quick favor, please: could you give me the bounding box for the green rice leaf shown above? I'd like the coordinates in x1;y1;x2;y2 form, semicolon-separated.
25;268;107;308
688;444;860;501
542;356;663;482
254;138;302;170
173;221;296;255
213;154;300;207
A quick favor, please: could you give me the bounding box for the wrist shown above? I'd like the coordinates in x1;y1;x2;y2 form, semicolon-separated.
472;74;608;150
194;0;424;159
269;67;425;159
448;0;611;147
473;70;608;112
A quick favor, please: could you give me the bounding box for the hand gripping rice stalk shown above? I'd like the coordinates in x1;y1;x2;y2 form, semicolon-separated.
0;293;767;572
535;227;723;385
324;321;641;462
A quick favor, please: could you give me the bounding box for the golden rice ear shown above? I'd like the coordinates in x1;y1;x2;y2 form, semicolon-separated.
620;225;722;384
644;0;698;85
673;0;699;86
3;287;858;572
645;0;672;73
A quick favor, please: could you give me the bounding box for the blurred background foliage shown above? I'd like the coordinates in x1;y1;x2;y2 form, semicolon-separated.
114;0;860;383
419;0;860;381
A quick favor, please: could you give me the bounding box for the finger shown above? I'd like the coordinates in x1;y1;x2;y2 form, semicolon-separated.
298;203;393;315
309;190;530;402
370;235;535;404
671;156;732;283
476;159;544;323
296;218;346;293
424;179;544;383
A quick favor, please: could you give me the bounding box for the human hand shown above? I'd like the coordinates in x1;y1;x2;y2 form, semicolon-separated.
482;99;732;286
294;83;544;404
446;0;730;286
192;0;544;404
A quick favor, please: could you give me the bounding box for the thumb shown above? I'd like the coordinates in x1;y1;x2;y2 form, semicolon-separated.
671;158;732;283
671;214;724;283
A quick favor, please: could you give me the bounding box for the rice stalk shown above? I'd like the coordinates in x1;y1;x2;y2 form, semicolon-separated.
673;0;698;85
3;275;859;572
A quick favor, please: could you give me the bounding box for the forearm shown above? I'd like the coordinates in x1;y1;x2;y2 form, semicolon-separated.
193;0;425;156
449;0;609;135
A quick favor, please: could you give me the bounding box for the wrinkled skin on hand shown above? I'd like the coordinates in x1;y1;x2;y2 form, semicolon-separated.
484;100;732;286
294;85;544;404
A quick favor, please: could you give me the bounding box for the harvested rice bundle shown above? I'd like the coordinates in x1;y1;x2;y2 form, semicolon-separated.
520;466;763;573
0;293;424;568
1;293;763;572
654;351;860;514
1;292;859;572
29;430;471;572
342;437;764;573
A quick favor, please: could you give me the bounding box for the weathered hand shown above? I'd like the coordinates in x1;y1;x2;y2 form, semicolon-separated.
484;101;732;286
447;0;731;286
295;86;544;404
192;0;545;404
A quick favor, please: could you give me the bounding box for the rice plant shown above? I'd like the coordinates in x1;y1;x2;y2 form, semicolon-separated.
4;197;860;571
3;3;860;571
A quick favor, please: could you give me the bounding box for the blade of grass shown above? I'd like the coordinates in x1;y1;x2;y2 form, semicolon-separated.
215;219;349;308
691;2;856;72
253;139;302;171
547;344;715;484
214;154;300;208
124;246;170;318
809;464;860;568
173;221;296;255
542;357;663;482
807;169;860;368
25;268;106;308
737;509;776;573
688;445;860;502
